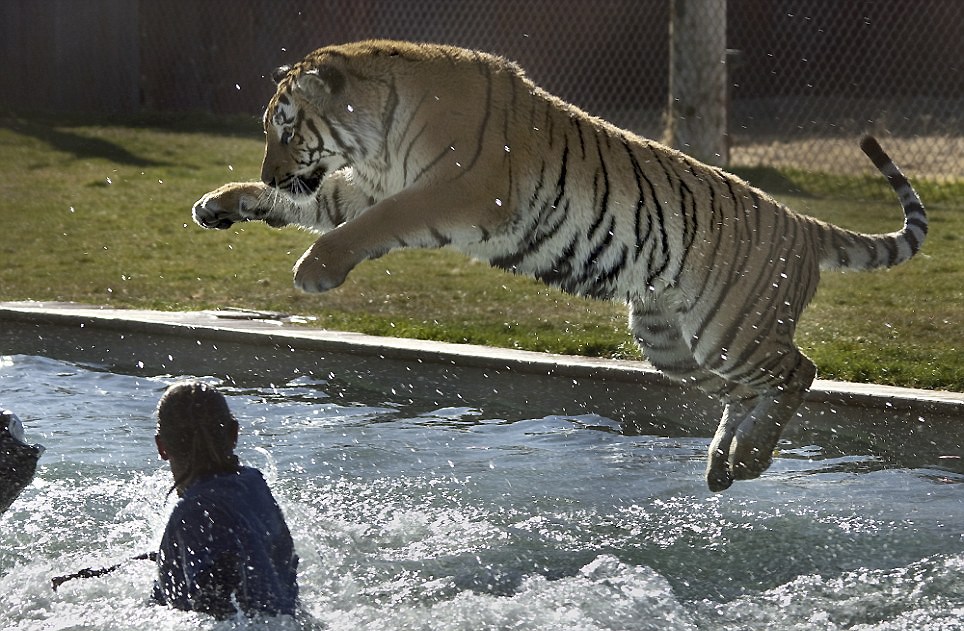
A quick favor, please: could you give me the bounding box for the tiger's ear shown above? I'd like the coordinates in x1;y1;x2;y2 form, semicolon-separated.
295;65;345;101
271;65;292;84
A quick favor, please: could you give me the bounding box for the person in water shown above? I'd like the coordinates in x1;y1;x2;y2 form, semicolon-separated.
0;409;45;514
152;381;298;619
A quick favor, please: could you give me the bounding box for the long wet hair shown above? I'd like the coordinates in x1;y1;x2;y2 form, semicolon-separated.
156;381;240;495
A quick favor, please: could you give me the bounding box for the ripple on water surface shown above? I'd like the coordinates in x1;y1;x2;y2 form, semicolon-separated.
1;354;961;630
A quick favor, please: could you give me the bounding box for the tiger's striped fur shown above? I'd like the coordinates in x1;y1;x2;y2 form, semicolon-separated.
192;40;927;491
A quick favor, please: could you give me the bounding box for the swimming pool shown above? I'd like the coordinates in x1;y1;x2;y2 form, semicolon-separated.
1;351;962;630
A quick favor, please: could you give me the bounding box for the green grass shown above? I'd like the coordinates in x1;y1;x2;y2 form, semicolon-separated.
1;114;961;391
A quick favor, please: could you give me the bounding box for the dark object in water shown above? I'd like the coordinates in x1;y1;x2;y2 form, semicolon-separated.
51;552;157;591
0;409;44;514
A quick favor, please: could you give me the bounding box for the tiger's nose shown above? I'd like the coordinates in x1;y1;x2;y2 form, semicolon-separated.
260;162;278;187
261;167;278;188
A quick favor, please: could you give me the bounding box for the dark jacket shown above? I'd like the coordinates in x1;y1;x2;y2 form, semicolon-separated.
152;466;298;618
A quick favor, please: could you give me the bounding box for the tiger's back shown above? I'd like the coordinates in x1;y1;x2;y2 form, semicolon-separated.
193;39;927;491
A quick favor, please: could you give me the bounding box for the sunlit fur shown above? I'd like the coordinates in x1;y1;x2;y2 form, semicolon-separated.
192;40;927;491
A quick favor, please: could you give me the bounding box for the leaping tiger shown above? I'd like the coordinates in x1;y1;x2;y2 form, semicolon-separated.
192;40;927;491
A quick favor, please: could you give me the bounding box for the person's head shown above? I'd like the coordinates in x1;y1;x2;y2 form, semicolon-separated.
155;381;240;495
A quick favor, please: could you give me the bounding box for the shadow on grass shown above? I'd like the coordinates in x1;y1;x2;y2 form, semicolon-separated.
1;118;167;167
0;111;261;168
731;166;812;197
733;164;964;205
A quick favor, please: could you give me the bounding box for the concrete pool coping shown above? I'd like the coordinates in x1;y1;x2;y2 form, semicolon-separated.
1;300;961;468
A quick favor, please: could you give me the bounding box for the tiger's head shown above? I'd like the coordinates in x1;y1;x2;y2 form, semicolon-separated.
261;53;390;199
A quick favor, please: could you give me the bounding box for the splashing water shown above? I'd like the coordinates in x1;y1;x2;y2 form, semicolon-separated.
1;355;961;630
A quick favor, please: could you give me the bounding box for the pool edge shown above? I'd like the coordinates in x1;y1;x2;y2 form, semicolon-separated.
2;300;962;424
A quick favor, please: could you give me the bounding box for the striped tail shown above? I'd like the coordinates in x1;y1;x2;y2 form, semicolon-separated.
818;136;928;271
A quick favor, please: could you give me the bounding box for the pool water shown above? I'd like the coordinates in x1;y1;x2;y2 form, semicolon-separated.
1;354;962;630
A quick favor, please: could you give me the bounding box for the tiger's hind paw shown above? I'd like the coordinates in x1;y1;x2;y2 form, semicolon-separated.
705;436;775;491
705;385;807;491
706;464;734;493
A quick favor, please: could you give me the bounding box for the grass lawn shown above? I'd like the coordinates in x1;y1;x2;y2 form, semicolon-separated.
1;113;961;391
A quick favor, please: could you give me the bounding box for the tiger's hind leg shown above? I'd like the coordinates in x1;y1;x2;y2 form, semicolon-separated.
630;299;816;491
705;349;816;491
630;300;759;491
629;299;757;399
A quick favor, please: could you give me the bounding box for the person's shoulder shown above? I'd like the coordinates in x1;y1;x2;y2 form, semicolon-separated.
169;480;242;535
237;465;265;478
177;472;243;510
171;487;216;519
180;468;269;505
236;466;271;488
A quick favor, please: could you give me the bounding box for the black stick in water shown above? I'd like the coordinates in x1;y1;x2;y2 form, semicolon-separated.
51;552;157;591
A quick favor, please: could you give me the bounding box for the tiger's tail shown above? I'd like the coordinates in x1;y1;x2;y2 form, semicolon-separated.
817;135;928;271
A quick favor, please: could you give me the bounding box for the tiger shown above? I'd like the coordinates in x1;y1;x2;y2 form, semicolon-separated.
192;40;927;491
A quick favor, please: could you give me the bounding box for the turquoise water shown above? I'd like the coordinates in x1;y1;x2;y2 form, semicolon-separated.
0;353;961;630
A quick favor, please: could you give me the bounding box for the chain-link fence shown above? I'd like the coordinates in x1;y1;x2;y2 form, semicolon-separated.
3;0;962;186
727;1;964;184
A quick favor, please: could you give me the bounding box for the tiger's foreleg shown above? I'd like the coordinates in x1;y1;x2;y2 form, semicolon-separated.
294;181;506;293
192;169;373;232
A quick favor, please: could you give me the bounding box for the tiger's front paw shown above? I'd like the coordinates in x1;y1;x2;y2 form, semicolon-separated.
292;244;354;293
192;182;269;230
